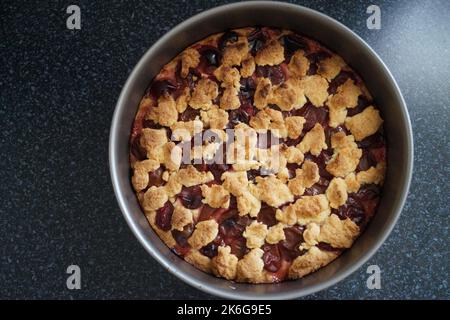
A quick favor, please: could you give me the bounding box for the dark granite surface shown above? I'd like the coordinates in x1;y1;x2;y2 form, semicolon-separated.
1;0;449;299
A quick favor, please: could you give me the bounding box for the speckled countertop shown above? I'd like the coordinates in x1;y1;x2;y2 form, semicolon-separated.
1;0;449;299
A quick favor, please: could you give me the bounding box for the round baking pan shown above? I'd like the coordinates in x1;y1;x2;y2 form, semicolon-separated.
109;1;413;299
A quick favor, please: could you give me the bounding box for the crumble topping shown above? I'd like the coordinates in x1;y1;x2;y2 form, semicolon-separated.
140;128;167;161
344;173;360;193
171;201;194;231
188;219;219;249
288;246;337;279
221;171;249;197
189;78;219;110
143;186;168;212
285;116;306;139
318;214;359;248
327;79;362;127
175;87;190;113
236;248;265;283
220;86;241;110
297;123;327;156
201;105;229;129
241;56;256;78
345;106;383;141
132;159;160;192
270;78;306;111
326;177;348;209
146;94;178;127
237;190;261;217
255;39;285;66
180;47;200;78
222;37;249;66
300;75;329;107
213;65;241;88
288;160;320;196
170;120;203;141
212;246;238;280
201;184;230;208
288;50;309;78
243;221;268;249
185;250;211;273
303;223;320;246
318;55;345;81
177;165;214;187
254;175;294;207
285;194;330;225
266;223;286;244
326;132;362;177
254;78;272;109
356;162;386;185
282;145;304;163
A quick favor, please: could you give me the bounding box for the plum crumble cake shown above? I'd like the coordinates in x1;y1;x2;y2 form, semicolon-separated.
129;27;387;283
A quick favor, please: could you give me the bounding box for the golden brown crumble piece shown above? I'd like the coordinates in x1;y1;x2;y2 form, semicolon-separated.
297;123;327;156
250;108;288;138
176;165;214;187
139;128;168;161
171;201;194;231
356;162;386;185
288;246;338;279
303;223;320;247
344;173;360;193
219;86;241;110
266;223;286;244
175;87;190;113
213;65;241;88
254;78;272;109
254;175;294;207
240;56;256;78
276;207;297;225
161;142;182;171
221;171;249;197
326;132;362;177
288;160;320;196
236;248;265;283
189;78;219;110
201;184;230;208
237;191;261;217
131;159;160;192
345;106;383;141
300;75;329;107
288;50;310;78
243;221;268;249
180;47;200;78
282;145;304;163
201;105;229;129
211;246;238;280
143;186;168;212
283;194;330;225
188;219;219;250
327;79;362;127
146;94;178;127
318;55;345;81
185;250;211;273
269;78;306;111
318;214;359;248
170;120;203;141
285;116;306;139
165;172;183;197
326;177;348;209
222;37;249;66
255;39;285;66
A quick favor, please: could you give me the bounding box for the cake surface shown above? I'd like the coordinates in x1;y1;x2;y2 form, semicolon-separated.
129;27;387;283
